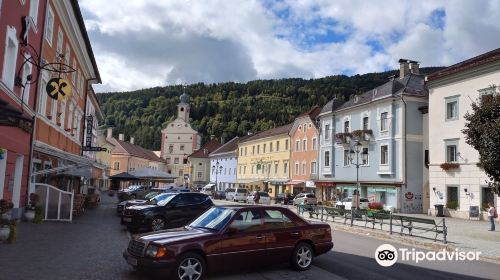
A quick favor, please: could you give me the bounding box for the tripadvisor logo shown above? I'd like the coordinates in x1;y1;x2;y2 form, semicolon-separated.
375;244;481;267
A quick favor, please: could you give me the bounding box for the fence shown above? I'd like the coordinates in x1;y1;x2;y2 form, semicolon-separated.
297;204;447;244
35;183;74;222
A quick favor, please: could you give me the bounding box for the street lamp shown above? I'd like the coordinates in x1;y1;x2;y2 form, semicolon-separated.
348;140;368;209
212;160;223;191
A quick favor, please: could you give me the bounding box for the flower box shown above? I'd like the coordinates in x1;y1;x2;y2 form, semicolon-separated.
335;132;352;144
440;162;460;171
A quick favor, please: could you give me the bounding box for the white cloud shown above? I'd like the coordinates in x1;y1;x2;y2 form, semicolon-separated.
79;0;500;92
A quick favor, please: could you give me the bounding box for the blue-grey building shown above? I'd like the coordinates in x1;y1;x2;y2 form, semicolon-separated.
321;59;428;213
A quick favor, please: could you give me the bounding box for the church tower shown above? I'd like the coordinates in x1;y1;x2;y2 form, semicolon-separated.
177;91;190;123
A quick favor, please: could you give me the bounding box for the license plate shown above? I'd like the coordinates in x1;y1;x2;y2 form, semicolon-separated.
123;217;132;222
127;256;138;266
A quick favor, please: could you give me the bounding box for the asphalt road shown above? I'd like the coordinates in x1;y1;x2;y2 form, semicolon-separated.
0;197;497;280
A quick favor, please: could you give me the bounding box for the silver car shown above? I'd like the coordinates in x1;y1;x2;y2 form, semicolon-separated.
293;193;317;206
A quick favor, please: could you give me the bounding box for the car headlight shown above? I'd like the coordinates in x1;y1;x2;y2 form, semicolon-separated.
145;244;167;258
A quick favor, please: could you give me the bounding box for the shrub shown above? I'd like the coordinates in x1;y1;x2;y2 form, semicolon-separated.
368;202;384;210
446;200;459;210
34;206;43;224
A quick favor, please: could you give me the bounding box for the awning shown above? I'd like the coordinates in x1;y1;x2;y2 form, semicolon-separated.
110;172;139;180
129;168;177;180
286;180;305;185
314;181;336;188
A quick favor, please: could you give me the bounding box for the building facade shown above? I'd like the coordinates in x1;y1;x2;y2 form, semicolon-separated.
427;48;500;219
288;106;321;195
31;0;101;198
237;124;292;197
187;139;221;190
208;136;246;191
160;92;201;185
332;60;428;213
0;0;47;217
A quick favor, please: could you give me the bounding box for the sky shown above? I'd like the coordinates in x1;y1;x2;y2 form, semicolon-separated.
79;0;500;93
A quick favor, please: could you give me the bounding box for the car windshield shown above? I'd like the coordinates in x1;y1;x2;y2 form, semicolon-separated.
189;207;237;231
147;193;176;206
144;192;160;200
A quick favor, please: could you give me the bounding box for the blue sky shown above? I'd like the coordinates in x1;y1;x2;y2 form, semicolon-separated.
80;0;500;92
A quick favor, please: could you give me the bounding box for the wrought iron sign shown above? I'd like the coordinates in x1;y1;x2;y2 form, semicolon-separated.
81;115;107;152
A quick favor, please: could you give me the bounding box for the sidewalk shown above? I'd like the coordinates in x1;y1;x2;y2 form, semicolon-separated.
289;206;500;263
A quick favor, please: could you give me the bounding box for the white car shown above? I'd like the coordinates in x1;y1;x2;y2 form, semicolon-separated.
336;197;369;209
293;193;317;206
230;188;249;202
246;191;271;205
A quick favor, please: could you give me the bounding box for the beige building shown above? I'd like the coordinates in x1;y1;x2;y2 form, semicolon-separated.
160;92;201;185
237;124;292;197
187;139;222;189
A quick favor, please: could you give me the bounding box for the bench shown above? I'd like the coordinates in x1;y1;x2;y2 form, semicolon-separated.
344;208;367;225
297;204;321;218
366;211;391;230
323;207;344;222
399;216;447;243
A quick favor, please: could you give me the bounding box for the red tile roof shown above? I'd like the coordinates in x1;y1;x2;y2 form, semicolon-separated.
189;139;222;158
211;135;251;155
109;138;165;162
240;123;293;143
296;105;321;120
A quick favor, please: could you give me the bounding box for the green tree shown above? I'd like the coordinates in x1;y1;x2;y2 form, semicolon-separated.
462;92;500;194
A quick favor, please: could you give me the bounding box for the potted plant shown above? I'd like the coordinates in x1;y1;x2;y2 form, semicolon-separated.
440;162;460;171
0;199;13;242
24;193;40;222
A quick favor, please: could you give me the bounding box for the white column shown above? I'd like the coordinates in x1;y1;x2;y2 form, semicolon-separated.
0;150;7;199
12;155;24;208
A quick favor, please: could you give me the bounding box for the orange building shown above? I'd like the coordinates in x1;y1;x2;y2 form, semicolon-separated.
31;0;101;194
287;106;321;195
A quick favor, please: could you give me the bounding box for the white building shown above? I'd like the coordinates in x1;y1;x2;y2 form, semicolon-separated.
427;48;500;219
208;136;245;191
160;92;201;185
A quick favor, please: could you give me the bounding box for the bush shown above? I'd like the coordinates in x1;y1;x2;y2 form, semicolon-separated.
34;206;43;224
368;202;384;210
446;200;459;210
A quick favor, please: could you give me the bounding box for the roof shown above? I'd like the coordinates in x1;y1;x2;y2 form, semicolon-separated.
211;135;251;156
129;168;177;179
319;98;345;115
189;139;222;158
240;123;293;143
70;0;101;83
427;48;500;82
296;106;321;120
109;138;165;162
109;172;139;180
335;73;427;112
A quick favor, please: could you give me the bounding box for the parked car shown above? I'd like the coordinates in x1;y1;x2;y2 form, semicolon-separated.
122;192;213;232
123;205;333;279
229;188;249;202
117;189;173;215
201;184;216;196
213;190;226;200
336;197;369;209
121;185;154;199
246;191;270;205
275;193;295;205
293;193;317;206
224;188;235;200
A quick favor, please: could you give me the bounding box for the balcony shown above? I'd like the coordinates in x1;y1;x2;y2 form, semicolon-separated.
351;129;372;144
335;132;352;147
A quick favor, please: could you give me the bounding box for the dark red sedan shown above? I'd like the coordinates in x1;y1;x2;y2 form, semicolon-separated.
123;205;333;280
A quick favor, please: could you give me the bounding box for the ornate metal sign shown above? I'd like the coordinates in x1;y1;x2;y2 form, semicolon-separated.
46;78;71;100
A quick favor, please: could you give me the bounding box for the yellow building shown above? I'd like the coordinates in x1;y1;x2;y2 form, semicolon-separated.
236;124;292;197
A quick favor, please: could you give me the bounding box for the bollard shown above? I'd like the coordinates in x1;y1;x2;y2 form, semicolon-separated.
350;207;354;227
389;212;393;235
443;218;447;244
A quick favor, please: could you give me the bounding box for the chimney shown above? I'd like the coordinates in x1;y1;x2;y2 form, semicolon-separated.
130;137;135;144
399;59;410;78
106;128;113;138
410;61;420;74
118;133;124;141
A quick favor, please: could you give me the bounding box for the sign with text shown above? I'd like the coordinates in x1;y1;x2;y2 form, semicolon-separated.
85;116;93;147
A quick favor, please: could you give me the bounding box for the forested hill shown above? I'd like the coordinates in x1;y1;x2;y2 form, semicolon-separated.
97;67;443;150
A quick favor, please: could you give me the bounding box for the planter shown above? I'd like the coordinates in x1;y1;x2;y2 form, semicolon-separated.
24;210;35;222
440;162;460;171
0;226;9;242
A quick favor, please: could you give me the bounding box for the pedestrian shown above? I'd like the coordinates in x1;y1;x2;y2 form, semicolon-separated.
253;191;260;204
487;202;497;231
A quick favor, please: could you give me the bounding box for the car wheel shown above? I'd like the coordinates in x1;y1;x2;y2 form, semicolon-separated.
175;252;206;280
150;216;165;232
291;242;314;271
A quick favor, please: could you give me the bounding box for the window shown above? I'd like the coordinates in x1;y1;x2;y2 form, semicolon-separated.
257;145;260;154
424;150;429;168
302;161;306;175
178;170;183;176
263;143;266;153
38;74;48;115
446;143;457;163
166;158;171;164
183;158;188;164
446;186;459;208
44;5;54;45
180;145;184;151
56;27;63;54
324;124;330;140
72;59;76;83
243;166;246;174
252;146;255;155
276;141;280;151
174;158;179;164
168;145;173;153
363;116;369;130
303;139;307;151
381;145;388;165
197;172;202;179
362;147;369;165
59;100;66;128
283;161;288;174
312;138;317;150
285;139;289;150
274;161;278;174
29;0;40;26
251;165;254;174
343;150;351;166
262;209;295;230
295;140;300;152
65;45;70;69
295;162;299;175
324;151;330;167
270;142;273;152
344;120;350;133
445;97;459;120
113;162;120;170
50;98;58;123
67;103;73;131
381;112;388;131
228;210;262;232
311;161;317;174
244;147;247;156
2;26;18;90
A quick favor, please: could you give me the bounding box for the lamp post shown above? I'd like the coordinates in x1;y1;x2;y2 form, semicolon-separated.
348;140;367;209
212;160;223;191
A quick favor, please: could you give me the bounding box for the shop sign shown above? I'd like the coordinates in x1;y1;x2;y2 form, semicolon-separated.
47;78;71;100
